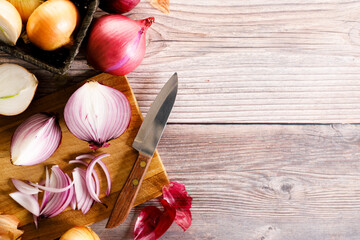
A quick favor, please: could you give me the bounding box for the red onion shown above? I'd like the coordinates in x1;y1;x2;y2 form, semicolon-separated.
11;179;40;195
100;0;140;14
9;166;73;226
11;113;62;166
9;192;40;217
85;153;111;202
9;154;112;225
87;15;154;76
64;81;131;150
70;153;111;214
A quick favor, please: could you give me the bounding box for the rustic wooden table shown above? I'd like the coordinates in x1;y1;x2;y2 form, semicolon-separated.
2;0;360;239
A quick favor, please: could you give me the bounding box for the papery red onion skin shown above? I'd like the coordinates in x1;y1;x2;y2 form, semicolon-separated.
87;15;154;76
134;199;176;240
100;0;140;13
162;182;192;231
135;206;161;240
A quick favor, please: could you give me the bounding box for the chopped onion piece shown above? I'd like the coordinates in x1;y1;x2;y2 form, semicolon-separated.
30;180;74;193
11;179;40;195
9;154;112;224
9;192;40;216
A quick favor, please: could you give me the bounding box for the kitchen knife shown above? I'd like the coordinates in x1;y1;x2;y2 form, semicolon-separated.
106;73;178;228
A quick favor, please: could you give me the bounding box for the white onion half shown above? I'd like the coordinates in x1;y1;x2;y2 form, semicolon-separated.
0;0;22;45
0;63;38;116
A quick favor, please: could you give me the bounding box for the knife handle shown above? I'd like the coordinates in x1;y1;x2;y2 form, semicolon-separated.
106;152;152;228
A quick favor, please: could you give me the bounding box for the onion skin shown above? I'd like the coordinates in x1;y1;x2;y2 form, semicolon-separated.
60;226;100;240
99;0;140;14
8;0;43;22
87;15;154;76
26;0;79;51
0;215;24;240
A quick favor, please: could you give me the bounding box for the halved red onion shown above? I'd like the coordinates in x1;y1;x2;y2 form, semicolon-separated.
64;81;131;150
11;113;62;166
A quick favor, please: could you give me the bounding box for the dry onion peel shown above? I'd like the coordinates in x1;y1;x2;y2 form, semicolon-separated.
87;15;154;76
134;181;193;240
134;199;176;240
64;81;131;150
150;0;170;14
0;0;22;46
60;226;100;240
11;113;62;166
0;63;38;116
26;0;79;51
8;0;43;22
0;215;24;240
163;182;192;231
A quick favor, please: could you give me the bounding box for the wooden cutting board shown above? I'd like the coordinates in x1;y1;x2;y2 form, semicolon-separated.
0;73;169;239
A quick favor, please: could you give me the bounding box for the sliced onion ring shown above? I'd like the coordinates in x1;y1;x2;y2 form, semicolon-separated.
85;153;110;202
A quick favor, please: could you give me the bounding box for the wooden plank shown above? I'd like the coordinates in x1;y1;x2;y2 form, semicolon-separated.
90;124;360;239
0;74;169;240
3;1;360;123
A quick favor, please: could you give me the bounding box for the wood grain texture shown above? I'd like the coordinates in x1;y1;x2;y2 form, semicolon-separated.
3;0;360;123
91;124;360;239
1;0;360;239
0;74;169;240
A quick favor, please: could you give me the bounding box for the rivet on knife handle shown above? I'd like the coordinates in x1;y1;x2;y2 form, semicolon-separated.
106;73;178;228
106;153;152;228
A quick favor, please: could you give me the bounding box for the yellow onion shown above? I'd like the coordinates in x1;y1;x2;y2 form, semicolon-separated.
0;0;22;46
0;215;24;240
26;0;79;51
60;226;100;240
8;0;43;22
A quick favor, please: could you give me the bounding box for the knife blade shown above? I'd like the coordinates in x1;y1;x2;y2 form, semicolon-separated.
106;73;178;228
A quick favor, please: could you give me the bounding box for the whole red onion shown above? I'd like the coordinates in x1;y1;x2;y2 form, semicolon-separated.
86;15;154;76
100;0;140;14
